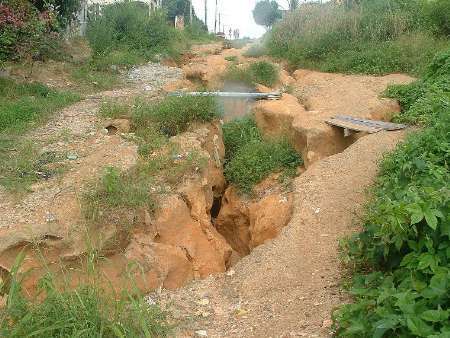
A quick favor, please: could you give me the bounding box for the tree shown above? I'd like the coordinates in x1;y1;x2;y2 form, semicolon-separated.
31;0;81;27
252;0;281;29
287;0;298;11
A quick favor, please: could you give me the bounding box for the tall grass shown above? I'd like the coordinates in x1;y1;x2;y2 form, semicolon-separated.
0;252;170;337
267;0;450;75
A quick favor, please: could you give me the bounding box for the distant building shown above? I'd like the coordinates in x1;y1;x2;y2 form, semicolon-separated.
76;0;161;35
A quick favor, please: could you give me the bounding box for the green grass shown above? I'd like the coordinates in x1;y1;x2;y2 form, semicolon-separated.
222;61;279;88
223;115;262;161
249;61;279;87
267;0;450;76
243;44;267;58
0;253;170;337
223;115;302;193
225;56;238;63
0;78;79;194
0;78;79;134
98;101;133;119
333;49;450;337
70;64;121;92
133;95;223;136
84;96;217;223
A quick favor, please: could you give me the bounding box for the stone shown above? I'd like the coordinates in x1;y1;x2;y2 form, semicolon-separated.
104;119;131;134
195;330;208;337
67;153;78;160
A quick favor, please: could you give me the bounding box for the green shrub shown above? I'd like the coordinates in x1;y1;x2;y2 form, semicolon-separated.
0;1;67;62
222;61;279;87
133;95;222;136
334;49;450;337
222;65;255;87
267;0;450;75
224;139;302;193
249;61;279;87
0;253;170;337
86;3;183;67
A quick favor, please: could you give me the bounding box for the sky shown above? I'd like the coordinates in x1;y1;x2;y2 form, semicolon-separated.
191;0;268;39
191;1;326;39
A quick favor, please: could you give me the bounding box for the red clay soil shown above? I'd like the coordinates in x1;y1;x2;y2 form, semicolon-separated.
153;130;407;338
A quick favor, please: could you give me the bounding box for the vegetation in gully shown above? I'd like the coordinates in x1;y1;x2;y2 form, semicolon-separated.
223;115;302;194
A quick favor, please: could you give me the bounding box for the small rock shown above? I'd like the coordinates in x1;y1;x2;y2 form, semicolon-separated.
45;212;57;223
226;269;235;276
197;298;210;306
322;319;333;329
67;153;78;160
195;330;208;337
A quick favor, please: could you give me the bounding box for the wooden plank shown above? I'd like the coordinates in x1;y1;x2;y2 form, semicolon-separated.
325;118;383;133
335;115;407;130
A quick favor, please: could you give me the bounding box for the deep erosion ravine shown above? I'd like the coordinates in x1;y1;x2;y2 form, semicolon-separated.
0;43;415;336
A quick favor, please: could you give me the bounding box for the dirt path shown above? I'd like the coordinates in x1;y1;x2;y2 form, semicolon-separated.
0;63;182;245
153;130;406;338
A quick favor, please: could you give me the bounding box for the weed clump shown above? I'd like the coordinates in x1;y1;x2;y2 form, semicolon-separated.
223;115;302;194
334;49;450;336
222;61;279;88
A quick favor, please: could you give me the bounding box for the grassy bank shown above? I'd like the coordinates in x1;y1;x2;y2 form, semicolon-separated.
0;78;80;194
267;0;450;75
334;49;450;337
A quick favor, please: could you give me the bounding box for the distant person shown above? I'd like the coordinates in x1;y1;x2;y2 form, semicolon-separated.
229;28;233;40
236;29;240;39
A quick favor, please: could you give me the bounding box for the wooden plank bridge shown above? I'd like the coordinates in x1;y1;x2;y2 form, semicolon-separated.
326;115;407;135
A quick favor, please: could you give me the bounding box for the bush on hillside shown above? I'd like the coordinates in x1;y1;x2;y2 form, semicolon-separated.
267;0;450;75
0;1;64;62
334;49;450;337
86;2;183;64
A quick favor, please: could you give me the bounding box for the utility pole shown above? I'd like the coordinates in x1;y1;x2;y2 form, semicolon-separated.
214;0;218;33
189;0;193;25
218;12;221;33
204;0;208;31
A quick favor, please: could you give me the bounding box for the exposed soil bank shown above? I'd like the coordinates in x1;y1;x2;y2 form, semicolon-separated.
153;130;407;338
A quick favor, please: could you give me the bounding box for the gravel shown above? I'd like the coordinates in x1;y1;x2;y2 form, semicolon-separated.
127;62;183;91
